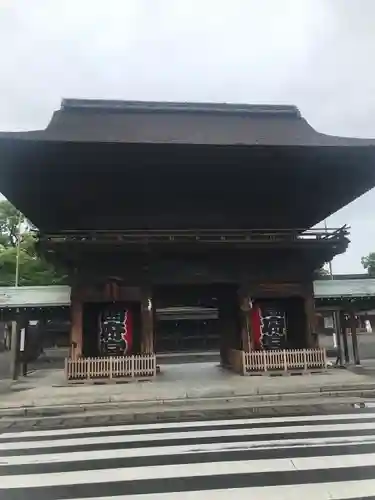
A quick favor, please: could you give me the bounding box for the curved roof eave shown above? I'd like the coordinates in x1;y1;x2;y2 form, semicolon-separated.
0;129;374;148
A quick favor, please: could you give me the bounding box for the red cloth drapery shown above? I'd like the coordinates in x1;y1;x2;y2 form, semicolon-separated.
121;309;133;355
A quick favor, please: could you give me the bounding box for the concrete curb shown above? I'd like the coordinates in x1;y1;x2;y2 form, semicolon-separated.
0;398;370;430
1;386;375;418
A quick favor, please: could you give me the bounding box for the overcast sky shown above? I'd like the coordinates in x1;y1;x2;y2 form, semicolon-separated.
0;0;374;273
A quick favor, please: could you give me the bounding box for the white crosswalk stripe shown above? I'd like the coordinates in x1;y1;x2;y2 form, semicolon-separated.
0;411;375;499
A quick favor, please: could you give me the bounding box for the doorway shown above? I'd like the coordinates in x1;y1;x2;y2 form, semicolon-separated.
154;284;240;357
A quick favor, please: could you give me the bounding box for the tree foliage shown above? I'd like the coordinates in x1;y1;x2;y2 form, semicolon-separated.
362;253;375;276
0;200;67;286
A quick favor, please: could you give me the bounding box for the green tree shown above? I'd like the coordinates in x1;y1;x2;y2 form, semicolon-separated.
0;200;67;286
0;199;25;248
362;253;375;276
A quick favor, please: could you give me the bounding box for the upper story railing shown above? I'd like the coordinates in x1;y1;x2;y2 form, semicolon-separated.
38;226;349;246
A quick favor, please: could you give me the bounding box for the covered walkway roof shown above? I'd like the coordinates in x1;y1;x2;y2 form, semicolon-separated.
314;279;375;299
0;280;374;309
0;286;70;309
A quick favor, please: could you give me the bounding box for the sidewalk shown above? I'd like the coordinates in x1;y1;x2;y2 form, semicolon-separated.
1;362;375;417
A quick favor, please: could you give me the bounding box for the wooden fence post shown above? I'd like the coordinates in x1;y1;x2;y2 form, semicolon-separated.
283;350;287;372
323;348;328;370
303;350;307;371
241;350;246;375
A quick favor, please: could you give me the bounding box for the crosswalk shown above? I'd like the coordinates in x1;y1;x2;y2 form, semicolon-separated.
1;412;375;499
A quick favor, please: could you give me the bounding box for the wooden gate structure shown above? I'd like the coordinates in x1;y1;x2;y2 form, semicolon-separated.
0;99;374;380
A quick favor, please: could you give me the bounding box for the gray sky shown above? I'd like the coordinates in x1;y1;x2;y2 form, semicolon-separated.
0;0;374;273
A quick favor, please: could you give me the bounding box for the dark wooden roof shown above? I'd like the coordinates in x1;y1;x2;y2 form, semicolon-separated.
2;99;374;146
0;99;375;232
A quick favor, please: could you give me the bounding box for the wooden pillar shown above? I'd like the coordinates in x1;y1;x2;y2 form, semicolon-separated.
340;310;350;363
10;308;20;380
238;291;252;352
218;292;232;366
304;288;316;348
218;303;226;366
0;320;6;352
39;313;47;354
334;309;344;367
19;314;29;377
70;296;83;359
141;289;154;354
349;309;360;365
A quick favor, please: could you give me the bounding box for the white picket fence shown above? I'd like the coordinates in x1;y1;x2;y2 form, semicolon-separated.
229;348;328;375
65;354;157;381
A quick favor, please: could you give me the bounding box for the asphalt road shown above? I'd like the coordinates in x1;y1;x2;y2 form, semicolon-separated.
1;405;375;498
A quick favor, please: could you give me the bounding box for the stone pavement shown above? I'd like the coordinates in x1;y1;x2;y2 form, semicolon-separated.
0;350;11;380
1;362;375;418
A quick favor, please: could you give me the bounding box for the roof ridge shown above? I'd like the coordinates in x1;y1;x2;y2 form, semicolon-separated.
61;99;301;117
